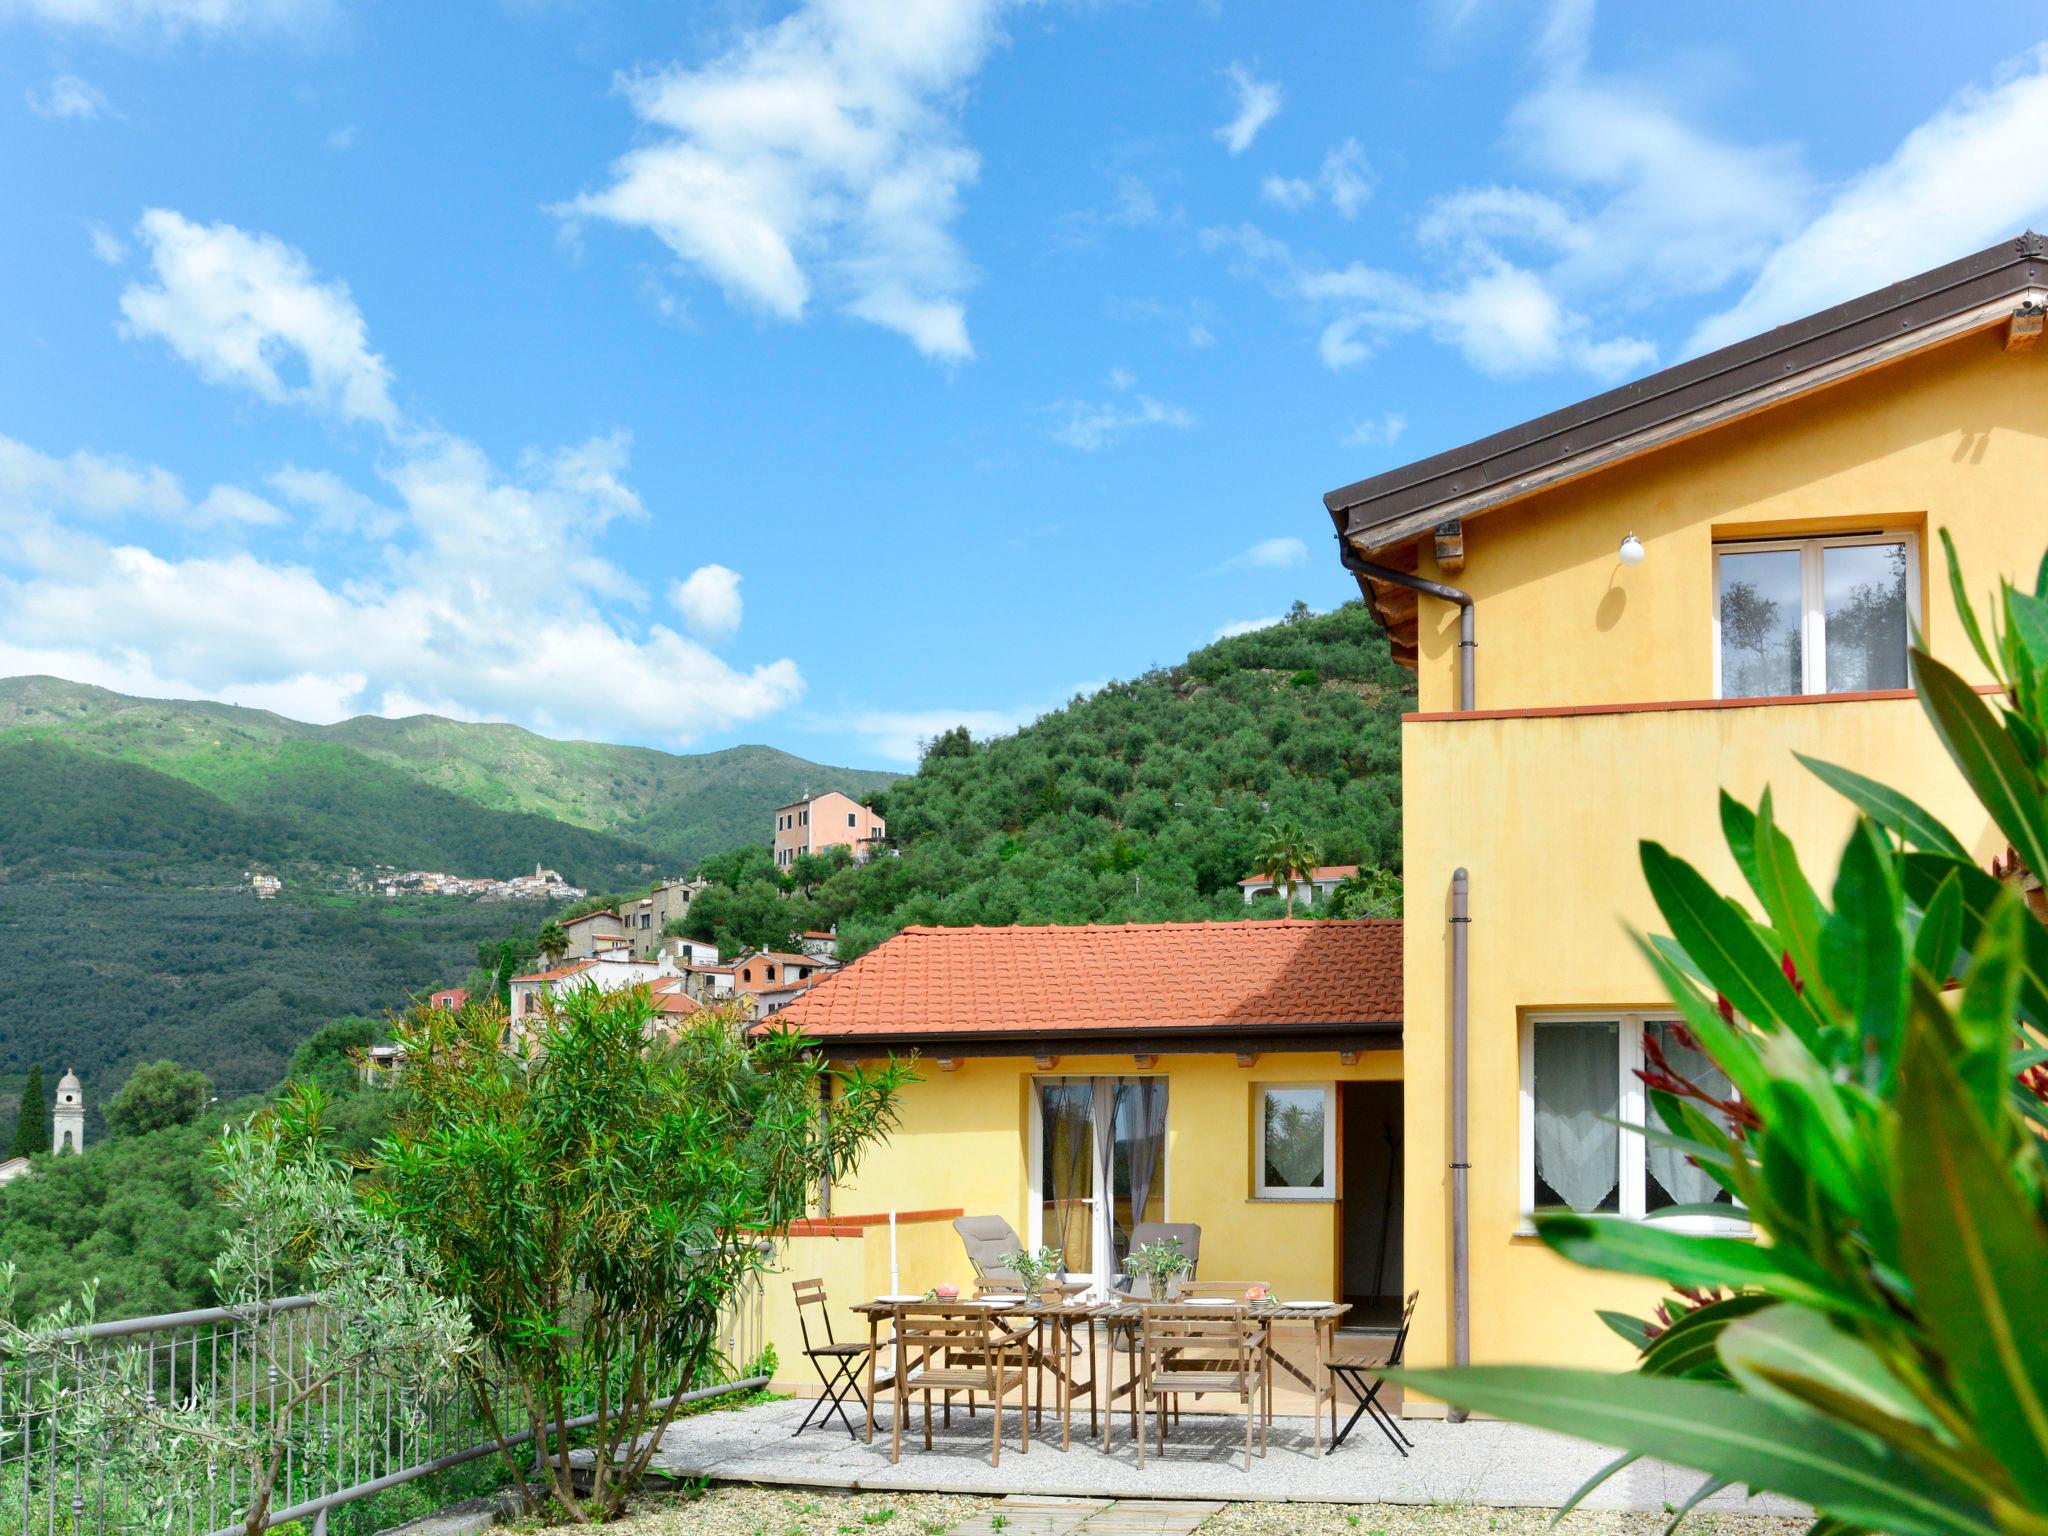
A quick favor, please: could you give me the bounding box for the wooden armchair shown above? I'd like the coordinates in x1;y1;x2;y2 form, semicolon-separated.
1134;1305;1268;1471
890;1304;1033;1466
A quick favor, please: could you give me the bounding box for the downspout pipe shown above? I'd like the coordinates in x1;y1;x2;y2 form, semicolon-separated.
1336;534;1475;1417
1336;539;1476;711
1448;867;1471;1420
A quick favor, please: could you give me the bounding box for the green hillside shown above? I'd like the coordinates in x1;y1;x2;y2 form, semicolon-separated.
0;737;660;888
678;601;1412;958
0;676;898;868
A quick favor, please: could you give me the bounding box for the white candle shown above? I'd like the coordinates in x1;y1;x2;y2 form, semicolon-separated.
889;1208;900;1293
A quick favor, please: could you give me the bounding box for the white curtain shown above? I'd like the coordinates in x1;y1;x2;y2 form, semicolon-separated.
1533;1022;1619;1212
1645;1022;1732;1207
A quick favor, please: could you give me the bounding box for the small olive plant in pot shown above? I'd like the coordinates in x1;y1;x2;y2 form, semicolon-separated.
1123;1235;1192;1301
1002;1245;1064;1295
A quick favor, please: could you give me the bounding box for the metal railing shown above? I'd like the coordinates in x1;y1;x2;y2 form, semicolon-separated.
3;1273;768;1536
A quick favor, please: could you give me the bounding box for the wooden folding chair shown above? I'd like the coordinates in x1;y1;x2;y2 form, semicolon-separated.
1329;1289;1418;1455
791;1278;889;1440
1134;1304;1268;1472
891;1304;1033;1467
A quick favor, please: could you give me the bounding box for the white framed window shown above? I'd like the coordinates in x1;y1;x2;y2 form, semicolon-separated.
1255;1084;1336;1200
1520;1013;1747;1232
1713;532;1919;699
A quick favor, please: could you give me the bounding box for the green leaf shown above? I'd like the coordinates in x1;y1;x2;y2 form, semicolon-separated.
1953;894;2028;1125
1818;819;1908;1081
1557;1449;1639;1521
1664;1475;1731;1536
1897;1001;2048;1491
1538;1213;1876;1317
1389;1366;1992;1536
1600;1309;1655;1351
1735;790;1831;1014
1718;1304;1940;1433
1940;527;1999;678
1912;872;1965;988
1911;646;2048;891
2005;587;2048;684
1632;932;1775;1109
1640;1293;1776;1380
1901;853;2048;1028
1795;754;1970;859
1641;840;1827;1051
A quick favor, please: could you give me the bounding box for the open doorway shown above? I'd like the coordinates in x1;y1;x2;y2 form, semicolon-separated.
1339;1081;1403;1328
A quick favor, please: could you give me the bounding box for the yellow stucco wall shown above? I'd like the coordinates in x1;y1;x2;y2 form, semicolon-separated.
759;1048;1402;1390
1391;328;2044;1408
1405;329;2045;714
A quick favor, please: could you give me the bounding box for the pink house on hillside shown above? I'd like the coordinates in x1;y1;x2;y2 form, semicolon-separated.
773;790;885;871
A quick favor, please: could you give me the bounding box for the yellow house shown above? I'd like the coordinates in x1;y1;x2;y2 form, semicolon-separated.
1324;233;2047;1408
758;919;1404;1385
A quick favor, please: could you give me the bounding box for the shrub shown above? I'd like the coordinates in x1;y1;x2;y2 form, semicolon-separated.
373;988;910;1521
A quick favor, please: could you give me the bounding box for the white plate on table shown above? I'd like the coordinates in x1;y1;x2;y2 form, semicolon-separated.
877;1294;925;1303
1280;1300;1335;1309
1177;1298;1234;1306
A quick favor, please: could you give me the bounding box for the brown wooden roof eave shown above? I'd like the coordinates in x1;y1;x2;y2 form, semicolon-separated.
1324;232;2048;550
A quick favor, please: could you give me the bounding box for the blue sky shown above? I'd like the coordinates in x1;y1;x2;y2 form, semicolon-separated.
4;0;2047;768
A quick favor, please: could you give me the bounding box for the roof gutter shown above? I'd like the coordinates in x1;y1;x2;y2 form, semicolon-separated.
1338;537;1476;712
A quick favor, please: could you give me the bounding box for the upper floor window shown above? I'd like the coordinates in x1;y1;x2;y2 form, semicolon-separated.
847;812;857;827
1714;533;1917;699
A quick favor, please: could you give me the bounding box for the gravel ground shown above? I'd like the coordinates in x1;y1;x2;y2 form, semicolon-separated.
1198;1503;1808;1536
579;1485;995;1536
555;1488;1806;1536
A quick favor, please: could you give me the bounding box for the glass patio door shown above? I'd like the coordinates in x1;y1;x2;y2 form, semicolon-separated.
1034;1077;1168;1295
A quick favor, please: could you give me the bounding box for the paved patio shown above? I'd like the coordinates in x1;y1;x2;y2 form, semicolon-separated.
645;1398;1803;1516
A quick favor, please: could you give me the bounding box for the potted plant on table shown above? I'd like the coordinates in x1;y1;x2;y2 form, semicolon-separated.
1123;1235;1192;1301
1002;1245;1064;1296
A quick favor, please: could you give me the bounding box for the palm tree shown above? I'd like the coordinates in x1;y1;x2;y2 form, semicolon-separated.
537;921;569;968
1254;820;1320;917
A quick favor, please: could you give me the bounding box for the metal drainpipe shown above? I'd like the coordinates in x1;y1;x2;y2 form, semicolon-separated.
1337;534;1476;1416
1336;539;1476;710
1448;867;1471;1419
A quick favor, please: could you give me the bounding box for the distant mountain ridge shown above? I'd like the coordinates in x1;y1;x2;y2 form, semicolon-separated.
0;676;899;870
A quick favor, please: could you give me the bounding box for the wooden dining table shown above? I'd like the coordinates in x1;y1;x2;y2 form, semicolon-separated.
849;1294;1352;1457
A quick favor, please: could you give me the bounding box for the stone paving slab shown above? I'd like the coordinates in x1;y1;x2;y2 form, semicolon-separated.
645;1399;1803;1519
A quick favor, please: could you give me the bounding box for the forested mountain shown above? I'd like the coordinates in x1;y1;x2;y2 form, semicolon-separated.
0;677;898;868
680;602;1412;959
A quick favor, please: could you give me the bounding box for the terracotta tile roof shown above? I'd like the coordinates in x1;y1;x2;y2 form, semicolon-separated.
650;978;701;1015
1237;865;1360;886
769;919;1400;1040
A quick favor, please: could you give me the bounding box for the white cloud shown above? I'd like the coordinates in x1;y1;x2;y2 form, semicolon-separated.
1265;139;1374;217
119;209;399;429
3;211;805;748
86;222;127;264
556;0;1000;362
326;123;357;150
192;484;286;526
840;705;1037;764
26;73;110;119
1221;536;1307;572
1216;62;1281;156
1342;411;1408;449
1046;376;1196;451
1206;4;1818;384
0;435;184;520
671;563;743;639
1690;45;2048;356
1260;175;1314;212
1213;616;1281;640
1209;222;1656;382
268;465;400;538
0;0;331;39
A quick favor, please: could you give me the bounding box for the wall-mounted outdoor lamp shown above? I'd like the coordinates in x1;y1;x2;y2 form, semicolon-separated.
1618;532;1646;566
